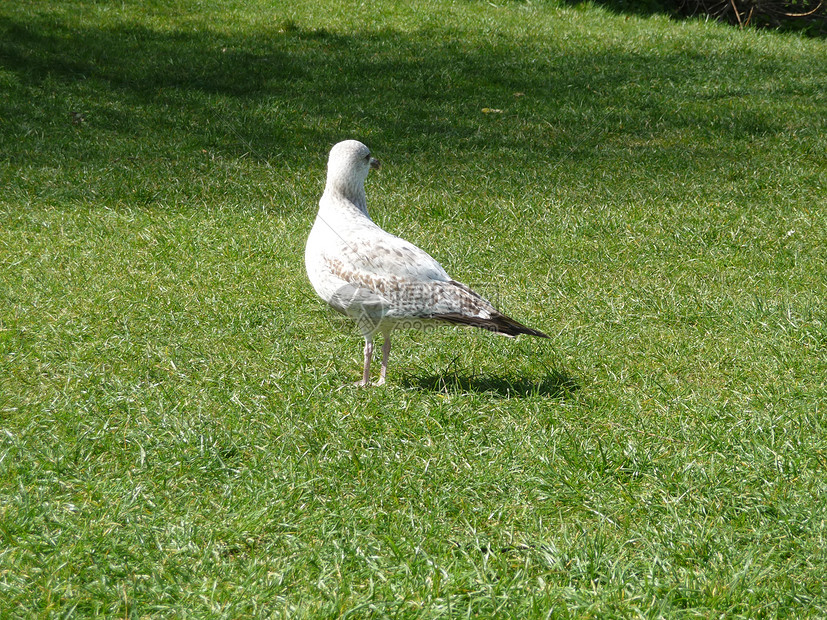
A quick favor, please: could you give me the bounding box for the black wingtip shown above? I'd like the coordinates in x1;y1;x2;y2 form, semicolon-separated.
436;312;549;338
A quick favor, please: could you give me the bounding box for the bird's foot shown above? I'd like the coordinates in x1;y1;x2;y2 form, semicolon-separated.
341;378;384;388
336;380;368;391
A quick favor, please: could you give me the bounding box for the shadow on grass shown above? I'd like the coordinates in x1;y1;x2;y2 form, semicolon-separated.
402;368;580;399
0;5;809;182
561;0;826;36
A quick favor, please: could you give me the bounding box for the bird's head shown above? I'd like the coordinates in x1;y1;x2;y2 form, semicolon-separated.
325;140;381;198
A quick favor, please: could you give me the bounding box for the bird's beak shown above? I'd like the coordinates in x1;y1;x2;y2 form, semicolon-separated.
370;157;381;171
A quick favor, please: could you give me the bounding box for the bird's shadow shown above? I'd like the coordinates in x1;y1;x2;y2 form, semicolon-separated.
402;368;579;399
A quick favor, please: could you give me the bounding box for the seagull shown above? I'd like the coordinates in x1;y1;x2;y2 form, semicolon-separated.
305;140;548;386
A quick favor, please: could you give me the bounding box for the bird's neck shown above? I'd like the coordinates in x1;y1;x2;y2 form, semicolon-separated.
322;179;369;217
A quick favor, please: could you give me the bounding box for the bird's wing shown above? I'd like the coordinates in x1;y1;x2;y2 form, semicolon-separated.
328;226;451;286
323;227;496;318
320;217;548;338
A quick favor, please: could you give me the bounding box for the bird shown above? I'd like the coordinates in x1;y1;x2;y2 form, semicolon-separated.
305;139;548;387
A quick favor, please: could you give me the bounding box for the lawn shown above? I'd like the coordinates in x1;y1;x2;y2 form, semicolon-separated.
1;0;826;616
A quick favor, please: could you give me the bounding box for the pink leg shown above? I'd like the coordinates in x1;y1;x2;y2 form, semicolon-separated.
358;339;373;387
375;335;391;386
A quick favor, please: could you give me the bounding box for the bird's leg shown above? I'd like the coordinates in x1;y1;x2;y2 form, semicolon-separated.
374;334;391;386
357;338;373;387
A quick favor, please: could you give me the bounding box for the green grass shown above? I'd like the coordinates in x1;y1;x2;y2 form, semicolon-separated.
1;0;826;616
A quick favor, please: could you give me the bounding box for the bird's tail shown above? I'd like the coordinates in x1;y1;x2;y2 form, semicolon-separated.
436;311;549;338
